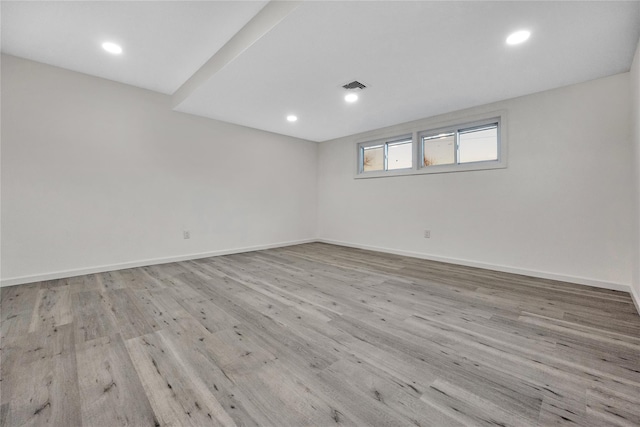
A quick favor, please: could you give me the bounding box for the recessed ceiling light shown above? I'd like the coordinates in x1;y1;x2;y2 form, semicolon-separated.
287;115;298;122
102;42;123;55
345;93;358;103
506;30;531;45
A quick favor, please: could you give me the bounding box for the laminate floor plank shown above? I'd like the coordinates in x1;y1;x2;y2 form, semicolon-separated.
517;312;640;349
2;242;639;426
231;360;365;427
173;295;241;334
188;260;340;322
421;378;537;427
155;329;269;427
129;288;191;332
28;283;72;333
1;283;40;342
1;324;75;408
71;290;119;345
585;387;640;427
141;265;196;293
124;332;235;427
67;274;103;294
319;358;464;427
97;271;126;292
180;280;339;374
102;289;158;340
76;334;157;427
1;324;81;427
116;268;166;292
334;313;555;419
406;314;640;392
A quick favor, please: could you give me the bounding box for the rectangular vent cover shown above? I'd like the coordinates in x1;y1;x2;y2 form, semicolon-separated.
342;81;366;90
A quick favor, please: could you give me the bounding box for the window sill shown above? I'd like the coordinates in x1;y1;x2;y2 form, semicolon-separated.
354;160;506;179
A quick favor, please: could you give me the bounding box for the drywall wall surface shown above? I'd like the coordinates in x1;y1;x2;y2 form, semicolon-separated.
318;72;633;289
1;54;317;284
631;38;640;307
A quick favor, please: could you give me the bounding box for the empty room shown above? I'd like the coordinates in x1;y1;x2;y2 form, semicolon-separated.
2;1;640;426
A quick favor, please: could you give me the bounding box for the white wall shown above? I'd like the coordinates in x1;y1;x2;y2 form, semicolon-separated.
318;73;633;291
2;53;637;297
631;39;640;308
1;55;318;285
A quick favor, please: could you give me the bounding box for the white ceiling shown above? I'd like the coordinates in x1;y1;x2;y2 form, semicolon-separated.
2;1;640;142
1;1;268;94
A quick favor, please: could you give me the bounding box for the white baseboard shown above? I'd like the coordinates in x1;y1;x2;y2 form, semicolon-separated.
317;238;633;294
631;286;640;316
3;237;637;308
0;238;316;287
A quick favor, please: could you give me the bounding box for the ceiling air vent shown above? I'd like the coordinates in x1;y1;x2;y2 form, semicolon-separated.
342;80;366;90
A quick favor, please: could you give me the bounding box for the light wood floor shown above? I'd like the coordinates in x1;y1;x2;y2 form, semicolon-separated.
1;243;639;426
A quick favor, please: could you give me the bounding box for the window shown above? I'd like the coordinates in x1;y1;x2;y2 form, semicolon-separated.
387;140;413;170
420;120;499;168
422;132;455;166
359;137;412;174
458;125;498;163
355;114;505;178
362;145;384;172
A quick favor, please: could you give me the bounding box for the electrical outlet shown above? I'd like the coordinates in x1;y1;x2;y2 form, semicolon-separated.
424;230;431;239
183;230;191;240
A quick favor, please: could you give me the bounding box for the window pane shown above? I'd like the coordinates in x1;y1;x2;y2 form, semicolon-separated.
423;133;455;166
387;141;412;170
458;125;498;163
363;145;384;172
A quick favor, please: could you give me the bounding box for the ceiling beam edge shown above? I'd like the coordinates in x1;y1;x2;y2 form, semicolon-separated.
171;0;302;109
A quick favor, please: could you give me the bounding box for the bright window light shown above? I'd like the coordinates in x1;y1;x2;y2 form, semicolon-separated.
102;42;123;54
506;30;531;45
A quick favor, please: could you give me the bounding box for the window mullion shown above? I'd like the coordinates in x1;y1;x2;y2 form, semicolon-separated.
455;130;460;165
384;143;389;171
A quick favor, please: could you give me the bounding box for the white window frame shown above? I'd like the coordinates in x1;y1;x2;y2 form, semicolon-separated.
354;111;507;179
357;135;413;176
418;117;503;174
